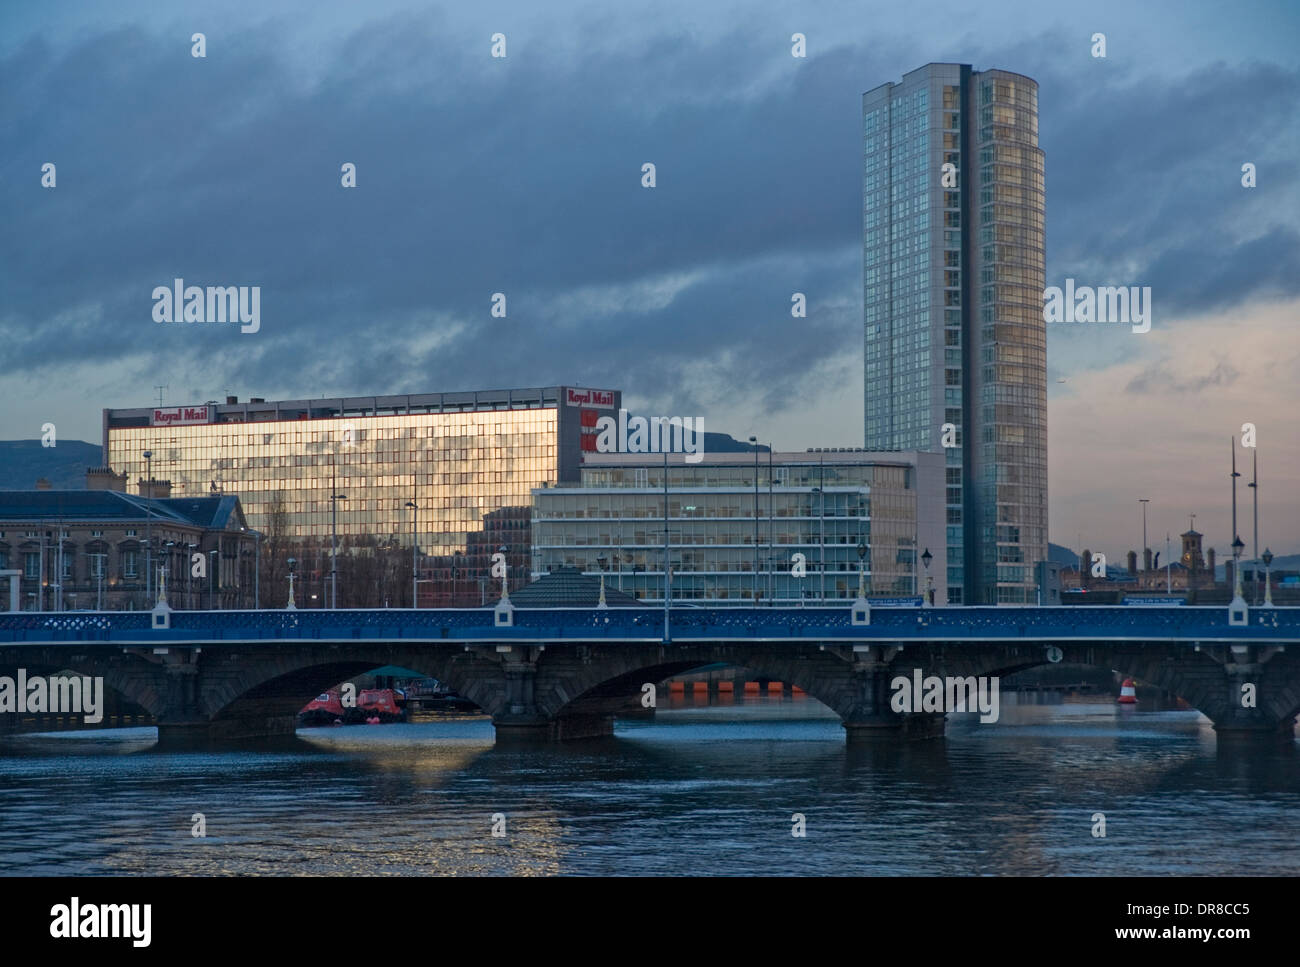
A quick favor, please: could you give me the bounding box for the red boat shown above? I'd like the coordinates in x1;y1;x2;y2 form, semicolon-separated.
357;688;404;721
299;689;346;726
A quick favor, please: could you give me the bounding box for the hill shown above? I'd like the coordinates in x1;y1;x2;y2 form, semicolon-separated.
0;440;102;490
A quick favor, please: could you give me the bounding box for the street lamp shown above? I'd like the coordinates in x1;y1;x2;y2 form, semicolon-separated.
209;549;219;610
452;550;461;608
1138;498;1150;571
251;530;261;609
856;541;867;599
1262;547;1274;607
330;491;347;609
405;500;418;609
143;449;153;604
811;483;826;603
596;554;607;608
286;557;298;609
498;544;509;599
1231;534;1245;606
922;547;933;606
163;540;175;607
748;436;759;604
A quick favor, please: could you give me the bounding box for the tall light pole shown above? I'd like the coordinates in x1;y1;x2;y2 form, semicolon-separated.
922;547;933;606
1262;547;1274;607
1248;448;1258;603
330;474;347;609
405;500;418;609
1230;438;1240;580
286;557;297;609
252;531;261;609
663;446;670;641
209;548;218;610
143;449;153;605
748;436;759;604
1231;535;1245;607
768;444;774;606
1170;527;1180;597
1138;498;1150;570
54;516;64;613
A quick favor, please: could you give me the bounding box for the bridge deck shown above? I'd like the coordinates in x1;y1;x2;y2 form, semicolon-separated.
0;606;1294;645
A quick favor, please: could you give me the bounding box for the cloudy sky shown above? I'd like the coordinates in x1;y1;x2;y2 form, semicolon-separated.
2;0;1297;562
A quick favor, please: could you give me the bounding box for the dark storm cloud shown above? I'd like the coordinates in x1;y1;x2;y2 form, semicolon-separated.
1;16;1295;415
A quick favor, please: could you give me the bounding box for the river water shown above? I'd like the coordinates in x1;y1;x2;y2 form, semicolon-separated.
2;696;1297;876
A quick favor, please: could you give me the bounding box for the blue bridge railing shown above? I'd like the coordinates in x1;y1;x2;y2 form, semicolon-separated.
0;605;1294;645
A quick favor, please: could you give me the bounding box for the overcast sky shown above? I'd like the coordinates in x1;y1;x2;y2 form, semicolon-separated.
2;0;1297;562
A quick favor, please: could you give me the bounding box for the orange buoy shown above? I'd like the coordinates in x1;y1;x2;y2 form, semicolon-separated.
1118;678;1138;704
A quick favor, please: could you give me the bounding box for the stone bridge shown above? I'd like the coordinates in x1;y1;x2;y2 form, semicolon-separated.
1;605;1297;745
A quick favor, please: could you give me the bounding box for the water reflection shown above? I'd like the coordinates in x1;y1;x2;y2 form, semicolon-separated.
1;696;1296;876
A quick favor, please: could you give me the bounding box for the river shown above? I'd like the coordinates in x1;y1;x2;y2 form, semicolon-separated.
2;695;1297;876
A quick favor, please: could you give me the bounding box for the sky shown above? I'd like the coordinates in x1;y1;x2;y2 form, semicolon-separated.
1;0;1298;564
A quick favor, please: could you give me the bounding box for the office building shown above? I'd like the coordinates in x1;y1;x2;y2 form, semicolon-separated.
863;63;1047;603
102;386;621;605
531;449;947;606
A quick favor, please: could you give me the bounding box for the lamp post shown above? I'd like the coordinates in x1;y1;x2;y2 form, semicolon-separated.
164;540;175;607
143;449;154;605
811;483;826;604
286;557;297;609
1249;448;1258;603
209;549;218;610
93;552;105;611
54;521;64;614
748;436;759;604
330;487;347;609
1139;498;1150;571
1262;547;1274;607
768;444;774;606
452;550;461;608
252;531;261;609
1231;534;1245;607
596;553;607;608
856;541;867;599
405;500;418;609
498;544;509;599
662;446;670;641
922;547;933;606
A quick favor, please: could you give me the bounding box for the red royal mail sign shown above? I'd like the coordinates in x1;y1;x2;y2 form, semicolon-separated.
565;388;615;408
152;405;211;426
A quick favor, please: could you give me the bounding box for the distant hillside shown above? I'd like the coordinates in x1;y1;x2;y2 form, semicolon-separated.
0;440;101;490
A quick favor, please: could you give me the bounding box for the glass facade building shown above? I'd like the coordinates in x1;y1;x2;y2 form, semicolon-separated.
103;387;620;604
863;63;1047;604
531;450;947;605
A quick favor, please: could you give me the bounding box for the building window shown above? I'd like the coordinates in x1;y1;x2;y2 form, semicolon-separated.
24;552;40;579
125;529;138;537
123;551;138;579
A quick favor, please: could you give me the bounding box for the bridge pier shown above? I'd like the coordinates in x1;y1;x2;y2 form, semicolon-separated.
492;712;614;743
843;712;946;742
155;715;299;747
1212;716;1297;743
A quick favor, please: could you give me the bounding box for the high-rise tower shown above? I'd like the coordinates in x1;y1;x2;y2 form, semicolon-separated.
863;63;1046;604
